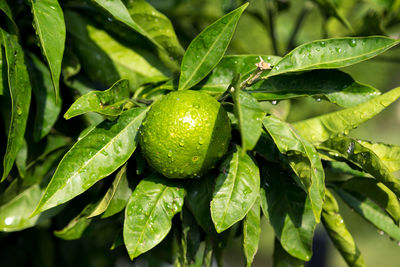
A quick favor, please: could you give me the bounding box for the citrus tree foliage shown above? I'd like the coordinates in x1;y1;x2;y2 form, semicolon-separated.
1;0;400;266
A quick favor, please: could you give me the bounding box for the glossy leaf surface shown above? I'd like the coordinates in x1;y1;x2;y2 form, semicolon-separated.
64;79;131;119
29;0;65;101
1;29;32;181
33;107;148;215
233;90;265;151
264;37;398;78
263;165;316;261
179;3;248;90
321;189;365;267
29;53;62;141
211;147;260;233
123;174;184;259
294;87;400;144
320;137;400;198
335;188;400;241
263;116;325;223
243;197;261;267
249;69;380;107
359;141;400;173
65;11;169;89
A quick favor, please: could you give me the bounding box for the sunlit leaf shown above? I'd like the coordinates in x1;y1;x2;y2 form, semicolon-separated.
64;79;131;119
211;146;260;233
358;140;400;173
28;0;65;101
264;37;399;78
32;107;148;215
179;3;248;90
322;189;365;267
123;174;184;259
294;86;400;144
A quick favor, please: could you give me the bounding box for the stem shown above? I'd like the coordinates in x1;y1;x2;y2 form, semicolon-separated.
267;1;279;55
286;5;311;53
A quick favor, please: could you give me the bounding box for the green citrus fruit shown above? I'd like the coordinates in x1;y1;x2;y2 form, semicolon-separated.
139;90;231;179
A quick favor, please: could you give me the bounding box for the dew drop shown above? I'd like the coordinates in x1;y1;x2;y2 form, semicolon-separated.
271;100;278;105
315;98;321;102
349;39;357;47
16;106;22;115
179;140;185;146
194;103;200;109
320;41;326;47
168;151;173;157
198;137;204;145
379;230;384;236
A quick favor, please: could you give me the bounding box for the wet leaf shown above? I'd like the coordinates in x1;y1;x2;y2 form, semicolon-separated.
211;146;260;233
358;140;400;173
1;29;32;181
320;137;400;198
263;116;325;223
273;238;304;267
65;10;169;89
32;107;149;215
123;174;184;259
64;79;131;119
233;90;265;152
335;187;400;241
294;86;400;144
243;197;261;267
54;203;95;240
87;163;132;218
28;0;65;101
248;69;380;107
321;189;365;267
178;3;248;90
29;53;62;141
263;164;316;261
264;37;399;78
340;177;400;224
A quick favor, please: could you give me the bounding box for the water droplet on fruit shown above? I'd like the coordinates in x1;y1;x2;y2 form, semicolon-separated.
194;103;200;109
168;151;172;157
179;140;184;146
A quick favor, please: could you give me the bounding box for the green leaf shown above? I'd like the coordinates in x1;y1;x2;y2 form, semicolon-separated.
263;164;316;261
123;0;185;69
294;86;400;144
233;90;265;152
273;238;304;267
123;174;185;260
320;137;400;198
32;107;148;215
186;175;215;233
178;3;248;90
243;196;261;267
64;79;131;120
321;189;365;267
28;0;65;101
54;203;95;240
211;146;260;233
335;187;400;241
0;185;46;231
358;140;400;173
0;41;4;96
1;29;32;181
65;10;169;89
263;116;325;223
15;139;27;178
29;53;62;141
340;177;400;224
248;69;380;107
87;163;132;218
264;36;398;78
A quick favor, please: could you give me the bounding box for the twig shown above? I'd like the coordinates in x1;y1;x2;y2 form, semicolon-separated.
239;56;271;89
